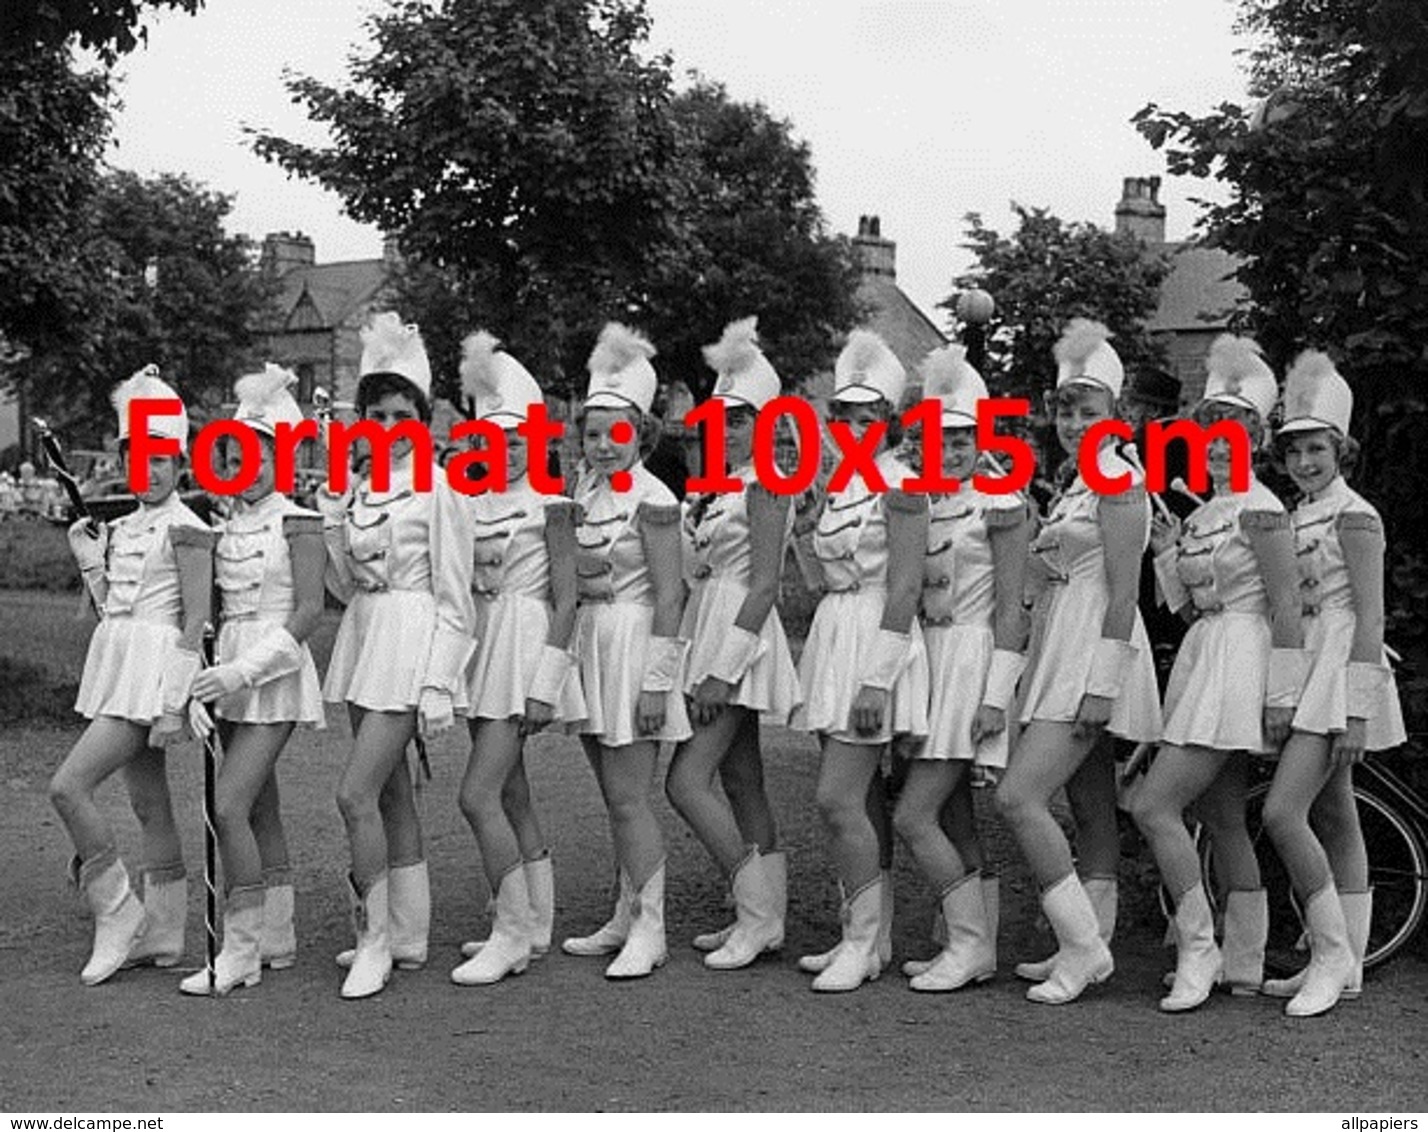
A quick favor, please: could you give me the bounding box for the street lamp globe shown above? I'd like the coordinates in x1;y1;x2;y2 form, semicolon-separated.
955;288;995;325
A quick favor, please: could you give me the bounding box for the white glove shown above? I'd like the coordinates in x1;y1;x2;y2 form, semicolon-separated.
160;648;203;717
190;663;248;701
315;487;350;527
230;625;304;689
1084;638;1138;701
188;699;215;741
641;636;689;694
1265;647;1310;709
1346;661;1390;720
704;626;765;686
148;712;185;748
527;645;573;708
67;518;107;575
418;687;454;738
981;649;1027;712
859;629;914;692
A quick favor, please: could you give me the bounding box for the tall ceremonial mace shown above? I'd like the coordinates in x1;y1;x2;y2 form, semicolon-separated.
199;623;221;994
31;417;97;533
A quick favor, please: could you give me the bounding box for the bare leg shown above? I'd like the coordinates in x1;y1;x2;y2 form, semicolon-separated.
595;740;664;888
666;707;751;873
250;768;291;876
718;710;777;852
1309;764;1368;892
816;739;885;891
942;771;984;874
1065;737;1119;879
337;706;417;889
996;721;1098;886
1197;753;1261;894
893;760;970;892
499;757;547;861
459;718;526;888
1129;743;1229;899
49;717;150;862
1262;731;1337;900
211;722;293;890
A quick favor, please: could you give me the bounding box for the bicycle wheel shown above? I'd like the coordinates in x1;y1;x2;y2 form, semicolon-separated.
1201;781;1427;973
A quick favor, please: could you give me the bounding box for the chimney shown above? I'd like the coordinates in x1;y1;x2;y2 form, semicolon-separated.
852;214;896;279
1114;177;1166;245
260;231;316;277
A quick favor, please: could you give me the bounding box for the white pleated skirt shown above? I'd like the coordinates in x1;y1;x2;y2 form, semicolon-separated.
75;617;180;724
323;589;436;712
213;619;325;728
574;601;692;748
460;593;585;723
681;575;802;725
794;589;930;745
1161;611;1268;752
918;623;1008;767
1292;607;1406;751
1018;578;1161;743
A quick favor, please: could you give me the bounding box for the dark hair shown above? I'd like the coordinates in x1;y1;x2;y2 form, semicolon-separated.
574;403;664;455
828;396;903;448
1272;427;1360;477
356;372;432;424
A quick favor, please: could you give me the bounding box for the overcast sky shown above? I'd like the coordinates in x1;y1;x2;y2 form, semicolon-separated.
104;0;1253;326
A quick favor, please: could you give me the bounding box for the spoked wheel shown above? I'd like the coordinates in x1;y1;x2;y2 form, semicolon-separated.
1199;782;1427;974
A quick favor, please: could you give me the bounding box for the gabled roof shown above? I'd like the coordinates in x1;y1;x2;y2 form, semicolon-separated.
1147;243;1249;333
265;259;390;332
855;274;948;372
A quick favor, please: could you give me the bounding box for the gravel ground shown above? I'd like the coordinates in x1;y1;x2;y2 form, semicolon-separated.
1;589;1424;1112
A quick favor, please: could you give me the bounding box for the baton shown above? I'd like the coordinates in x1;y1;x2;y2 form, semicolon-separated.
199;623;221;995
1169;477;1208;508
32;417;97;534
1121;441;1175;524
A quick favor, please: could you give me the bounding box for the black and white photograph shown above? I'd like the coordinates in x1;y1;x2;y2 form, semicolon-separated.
1;0;1426;1117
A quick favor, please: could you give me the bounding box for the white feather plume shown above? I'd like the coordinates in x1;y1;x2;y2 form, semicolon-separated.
235;362;297;408
588;322;656;383
459;331;503;402
921;343;973;399
1206;334;1266;395
1053;319;1114;369
702;317;762;375
361;311;419;374
111;363;166;416
840;328;896;376
1283;349;1339;417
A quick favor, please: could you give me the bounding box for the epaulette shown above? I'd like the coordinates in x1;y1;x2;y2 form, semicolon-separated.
282;513;324;538
636;501;681;527
1239;509;1289;532
168;524;217;550
885;489;929;515
1337;512;1383;535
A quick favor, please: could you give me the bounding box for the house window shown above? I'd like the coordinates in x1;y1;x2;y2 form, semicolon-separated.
296;363;315;404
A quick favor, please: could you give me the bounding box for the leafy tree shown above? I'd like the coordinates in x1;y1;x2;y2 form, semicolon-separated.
252;0;682;395
640;79;863;397
1133;0;1428;685
945;205;1171;399
0;0;204;64
15;171;277;442
0;48;113;368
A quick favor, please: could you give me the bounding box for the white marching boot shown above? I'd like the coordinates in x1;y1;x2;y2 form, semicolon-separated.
340;872;392;1000
75;853;146;986
1016;874;1116;983
1025;874;1114;1005
1221;888;1268;996
910;874;996;992
694;850;785;953
259;875;296;970
461;851;556;960
1159;883;1222;1012
124;865;188;969
451;865;534;985
1264;888;1371;1001
180;885;264;996
1284;883;1356;1018
902;873;997;979
336;859;429;971
605;863;668;979
811;876;884;993
563;870;634;957
706;850;786;970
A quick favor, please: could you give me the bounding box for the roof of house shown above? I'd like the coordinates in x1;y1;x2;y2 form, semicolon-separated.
1147;243;1249;333
855;273;947;372
265;259;390;332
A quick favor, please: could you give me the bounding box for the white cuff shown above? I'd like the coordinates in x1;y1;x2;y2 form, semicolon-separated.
642;636;688;694
161;648;202;716
231;625;305;689
424;626;475;695
704;625;765;686
1265;647;1310;709
982;649;1027;712
859;629;914;692
1085;638;1137;701
528;645;574;706
1154;548;1189;612
1346;661;1390;720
